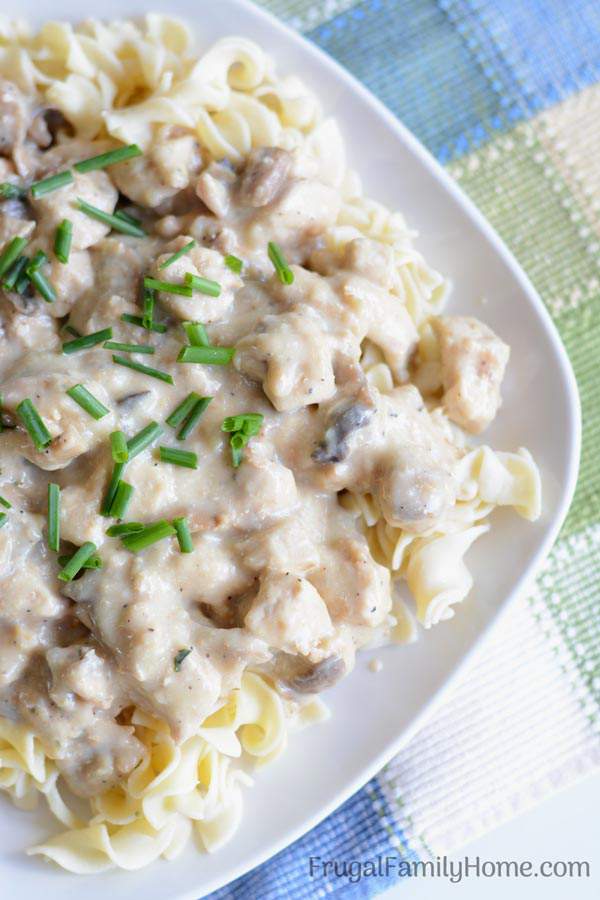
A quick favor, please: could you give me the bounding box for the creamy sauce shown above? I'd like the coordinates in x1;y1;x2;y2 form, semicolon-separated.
0;82;509;798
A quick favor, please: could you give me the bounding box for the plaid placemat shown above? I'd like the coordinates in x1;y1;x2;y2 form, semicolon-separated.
213;1;600;895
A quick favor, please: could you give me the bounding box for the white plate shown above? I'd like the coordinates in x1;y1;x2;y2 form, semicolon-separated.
2;1;581;897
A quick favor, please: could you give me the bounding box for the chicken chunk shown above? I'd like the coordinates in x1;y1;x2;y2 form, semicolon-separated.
0;80;27;158
432;315;510;433
30;169;118;250
111;130;201;207
195;161;236;218
311;536;392;628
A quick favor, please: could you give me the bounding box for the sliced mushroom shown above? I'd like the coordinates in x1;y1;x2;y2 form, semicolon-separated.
285;655;346;694
237;147;292;207
312;402;374;464
117;391;151;410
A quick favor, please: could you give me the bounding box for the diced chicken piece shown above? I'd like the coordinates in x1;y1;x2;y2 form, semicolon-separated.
432;315;510;433
312;384;459;532
0;297;59;366
30;169;117;250
195;161;236;218
237;147;292;207
0;80;27;158
0;213;35;246
248;177;340;247
150;238;240;322
235;310;336;411
111;130;201;207
45;249;94;317
47;645;115;710
35;138;114;173
231;445;299;529
245;572;334;659
2;367;116;470
342;237;398;291
311;536;392;628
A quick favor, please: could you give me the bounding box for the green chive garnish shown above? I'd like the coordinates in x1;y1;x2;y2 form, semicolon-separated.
101;462;125;516
224;254;243;274
143;276;192;297
0;182;25;199
173;517;193;553
230;431;248;468
174;647;192;671
54;219;72;264
184;272;221;297
26;250;56;303
16;399;52;451
47;483;60;552
15;266;31;294
30;170;73;198
74;144;142;173
0;495;11;509
58;553;102;570
62;327;112;354
110;430;129;464
112;354;174;384
142;287;155;330
58;541;97;581
121;520;176;552
108;480;133;519
158;446;198;469
106;522;144;537
66;384;109;420
114;210;143;229
177;396;212;441
0;237;28;278
2;255;28;291
268;241;294;285
76;198;146;237
166;393;202;429
64;324;81;338
182;321;209;347
159;240;196;270
0;513;8;529
177;345;234;365
221;413;264;436
121;313;167;334
126;421;163;460
103;341;155;355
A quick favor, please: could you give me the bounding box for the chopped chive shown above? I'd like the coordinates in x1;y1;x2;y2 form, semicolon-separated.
2;255;28;291
174;647;192;671
47;483;60;552
166;393;201;429
76;198;146;237
268;241;294;285
126;421;163;460
177;396;212;441
27;257;56;303
26;249;48;273
114;210;143;228
0;236;28;278
58;553;102;570
62;327;112;354
103;341;155;355
177;345;234;365
183;321;209;347
121;313;167;334
221;413;264;436
64;324;81;338
106;522;144;537
230;431;248;468
30;170;73;198
101;462;125;516
57;541;97;581
159;240;196;270
143;276;192;298
173;517;193;553
0;513;7;529
184;272;221;297
224;254;243;274
0;182;26;199
74;144;142;173
158;446;198;469
54;219;72;264
108;480;133;519
121;520;176;552
142;287;155;330
16;399;52;451
110;430;129;464
0;495;11;509
15;267;31;294
66;384;110;420
112;354;173;385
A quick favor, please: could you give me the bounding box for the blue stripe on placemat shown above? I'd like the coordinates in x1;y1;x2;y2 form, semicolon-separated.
211;776;418;899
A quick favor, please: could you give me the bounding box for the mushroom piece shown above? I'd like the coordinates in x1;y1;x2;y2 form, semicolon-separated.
237;147;293;207
285;655;346;694
312;402;374;464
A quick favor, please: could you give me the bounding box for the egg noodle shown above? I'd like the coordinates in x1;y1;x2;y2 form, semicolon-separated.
0;14;540;872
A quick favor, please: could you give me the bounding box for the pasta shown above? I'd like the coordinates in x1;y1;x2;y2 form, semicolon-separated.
0;13;541;874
